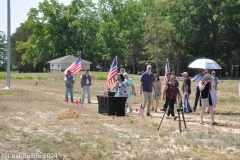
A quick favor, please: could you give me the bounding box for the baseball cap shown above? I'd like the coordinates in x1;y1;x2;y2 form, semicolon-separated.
181;72;188;75
120;68;124;71
212;71;216;74
171;71;175;74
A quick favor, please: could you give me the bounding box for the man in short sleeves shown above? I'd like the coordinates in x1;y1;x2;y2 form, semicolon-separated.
140;65;155;116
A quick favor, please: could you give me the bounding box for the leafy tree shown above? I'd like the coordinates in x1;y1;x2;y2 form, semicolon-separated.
0;31;7;71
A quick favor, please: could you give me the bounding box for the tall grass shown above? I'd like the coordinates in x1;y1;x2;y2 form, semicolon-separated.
95;73;107;80
24;75;33;79
13;75;23;79
0;73;6;79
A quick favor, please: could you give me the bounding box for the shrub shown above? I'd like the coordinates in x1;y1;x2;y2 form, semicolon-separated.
14;75;23;79
0;73;7;79
95;73;107;80
24;75;33;79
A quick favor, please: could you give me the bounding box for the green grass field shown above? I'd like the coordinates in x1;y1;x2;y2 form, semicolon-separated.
0;71;239;160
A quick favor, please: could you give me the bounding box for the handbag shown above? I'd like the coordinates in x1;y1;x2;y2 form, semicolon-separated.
200;83;209;107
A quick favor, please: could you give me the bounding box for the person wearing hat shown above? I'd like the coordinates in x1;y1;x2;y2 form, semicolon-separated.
181;72;192;113
80;68;92;103
64;70;75;103
191;69;205;112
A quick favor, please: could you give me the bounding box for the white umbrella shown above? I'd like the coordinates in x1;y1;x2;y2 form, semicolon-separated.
188;58;222;69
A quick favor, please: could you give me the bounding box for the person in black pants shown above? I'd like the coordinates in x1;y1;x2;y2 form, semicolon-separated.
160;72;171;111
162;77;181;120
191;69;204;112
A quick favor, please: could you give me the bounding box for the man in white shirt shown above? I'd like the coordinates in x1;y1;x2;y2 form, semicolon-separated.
191;69;204;112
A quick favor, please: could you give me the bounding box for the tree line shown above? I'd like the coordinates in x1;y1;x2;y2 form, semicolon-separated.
0;0;240;77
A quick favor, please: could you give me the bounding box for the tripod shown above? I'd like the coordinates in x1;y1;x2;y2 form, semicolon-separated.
157;89;187;133
176;97;187;133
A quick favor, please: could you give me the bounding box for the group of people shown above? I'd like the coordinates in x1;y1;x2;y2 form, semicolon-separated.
139;65;218;125
64;69;92;104
64;65;219;125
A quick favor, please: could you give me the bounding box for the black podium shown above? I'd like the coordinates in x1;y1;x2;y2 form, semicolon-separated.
96;94;127;116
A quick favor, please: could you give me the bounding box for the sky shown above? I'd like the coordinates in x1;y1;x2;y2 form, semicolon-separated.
0;0;98;35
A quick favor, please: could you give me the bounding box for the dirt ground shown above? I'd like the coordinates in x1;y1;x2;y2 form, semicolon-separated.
0;72;239;160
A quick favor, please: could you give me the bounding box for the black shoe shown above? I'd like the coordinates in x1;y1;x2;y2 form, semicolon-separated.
186;111;192;114
146;113;152;116
193;108;196;112
160;108;166;111
88;102;91;104
174;116;178;121
212;122;218;125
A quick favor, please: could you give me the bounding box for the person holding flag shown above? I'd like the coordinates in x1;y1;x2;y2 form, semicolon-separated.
160;58;171;111
63;54;82;103
64;70;75;103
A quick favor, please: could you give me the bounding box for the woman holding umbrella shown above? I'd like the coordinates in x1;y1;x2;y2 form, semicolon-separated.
199;74;218;125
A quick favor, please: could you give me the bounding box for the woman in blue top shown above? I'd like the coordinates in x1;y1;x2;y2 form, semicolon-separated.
111;74;128;97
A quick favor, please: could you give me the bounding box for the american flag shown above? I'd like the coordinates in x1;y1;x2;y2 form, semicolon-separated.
139;104;144;117
164;58;170;85
107;56;118;86
75;100;83;111
64;54;82;76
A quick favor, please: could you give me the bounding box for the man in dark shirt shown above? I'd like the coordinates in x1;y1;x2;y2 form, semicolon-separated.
181;72;192;113
140;65;155;116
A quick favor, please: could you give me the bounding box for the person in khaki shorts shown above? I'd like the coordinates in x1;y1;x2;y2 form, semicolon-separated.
139;65;155;116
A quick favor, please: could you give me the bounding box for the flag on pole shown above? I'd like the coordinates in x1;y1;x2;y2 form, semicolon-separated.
64;54;82;76
75;100;83;111
139;104;144;117
107;56;118;86
164;58;170;85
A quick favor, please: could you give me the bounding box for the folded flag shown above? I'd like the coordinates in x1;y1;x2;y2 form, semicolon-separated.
75;100;83;111
139;104;144;117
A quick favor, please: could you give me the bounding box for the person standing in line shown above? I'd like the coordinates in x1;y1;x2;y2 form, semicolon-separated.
64;70;75;103
163;77;181;120
160;72;171;111
151;74;161;112
123;73;135;113
191;69;204;112
199;74;218;125
140;65;155;116
80;68;92;103
181;72;192;113
210;71;218;111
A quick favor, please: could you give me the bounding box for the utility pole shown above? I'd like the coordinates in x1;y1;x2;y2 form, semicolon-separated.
6;0;11;89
